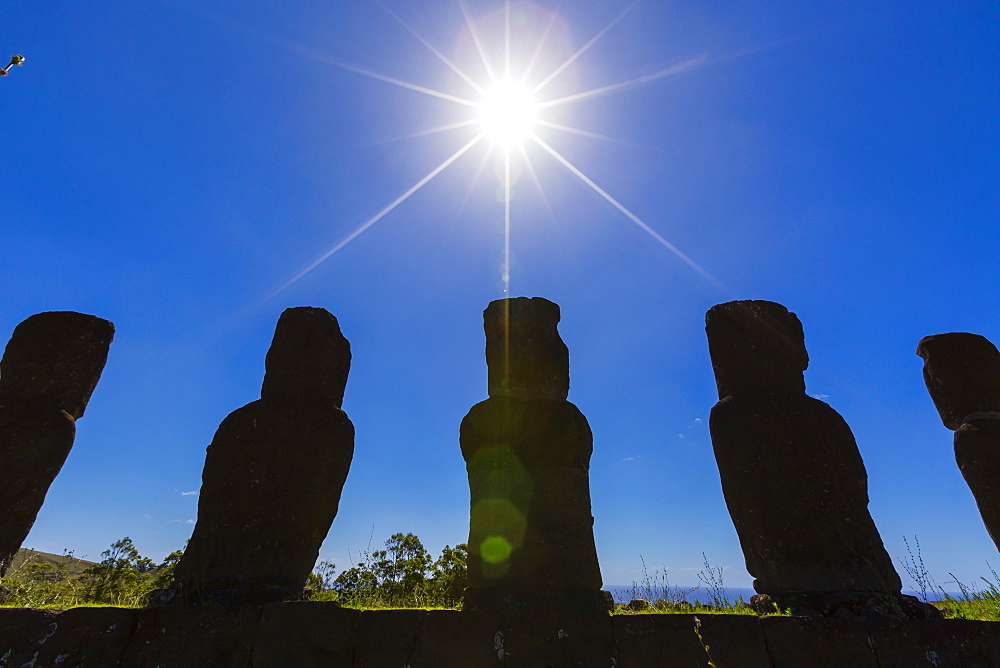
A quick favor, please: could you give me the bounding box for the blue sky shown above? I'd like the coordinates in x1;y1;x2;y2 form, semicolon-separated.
4;1;997;590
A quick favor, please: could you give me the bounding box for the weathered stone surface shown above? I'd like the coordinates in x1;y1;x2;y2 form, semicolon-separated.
0;608;60;666
0;312;113;577
612;614;771;668
261;306;351;408
917;332;1000;551
485;297;568;400
29;606;138;667
916;333;1000;430
462;298;607;614
705;300;807;398
0;607;997;665
355;609;426;666
504;612;614;667
0;311;115;420
869;618;1000;667
762;616;878;667
252;602;359;666
122;606;260;666
953;418;1000;551
407;610;505;667
706;300;916;618
170;307;354;601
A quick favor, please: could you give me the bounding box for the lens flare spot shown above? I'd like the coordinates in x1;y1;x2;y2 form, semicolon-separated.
480;535;513;564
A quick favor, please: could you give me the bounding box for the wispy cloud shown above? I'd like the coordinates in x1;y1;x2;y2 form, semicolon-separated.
185;519;196;525
181;490;199;496
677;418;706;441
811;393;831;400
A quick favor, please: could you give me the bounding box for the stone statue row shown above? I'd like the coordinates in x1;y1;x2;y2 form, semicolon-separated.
0;299;996;619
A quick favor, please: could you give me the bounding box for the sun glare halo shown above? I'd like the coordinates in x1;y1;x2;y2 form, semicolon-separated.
476;78;538;147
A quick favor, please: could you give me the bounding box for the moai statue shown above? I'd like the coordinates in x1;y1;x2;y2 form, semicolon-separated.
916;332;1000;552
705;300;934;618
460;297;611;614
0;312;114;577
166;307;354;605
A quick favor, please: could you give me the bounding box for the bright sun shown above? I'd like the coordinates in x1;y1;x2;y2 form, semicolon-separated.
270;4;721;300
476;78;538;147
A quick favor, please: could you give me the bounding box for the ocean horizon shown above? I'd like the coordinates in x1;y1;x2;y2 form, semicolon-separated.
603;585;958;605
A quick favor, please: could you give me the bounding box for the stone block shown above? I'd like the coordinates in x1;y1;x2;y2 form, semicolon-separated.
0;608;59;666
354;609;426;666
252;602;359;666
504;612;613;667
613;614;770;668
29;606;138;666
869;618;1000;667
762;616;877;667
407;610;505;667
122;606;260;666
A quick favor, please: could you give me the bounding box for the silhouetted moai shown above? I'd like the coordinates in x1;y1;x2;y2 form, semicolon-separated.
706;300;935;618
917;333;1000;552
167;307;354;605
460;297;611;614
0;312;114;577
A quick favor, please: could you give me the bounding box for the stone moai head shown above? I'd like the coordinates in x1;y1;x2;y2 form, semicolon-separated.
485;297;569;400
0;311;115;419
705;300;808;399
260;307;351;408
916;333;1000;430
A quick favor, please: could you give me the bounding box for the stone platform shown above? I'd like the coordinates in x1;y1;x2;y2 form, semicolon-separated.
1;604;997;666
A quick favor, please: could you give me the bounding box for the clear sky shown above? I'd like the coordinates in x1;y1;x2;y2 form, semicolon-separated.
3;1;998;591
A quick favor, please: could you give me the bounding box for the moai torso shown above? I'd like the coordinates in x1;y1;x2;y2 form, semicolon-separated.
706;301;904;613
0;312;114;576
917;332;1000;552
460;298;608;613
171;307;354;602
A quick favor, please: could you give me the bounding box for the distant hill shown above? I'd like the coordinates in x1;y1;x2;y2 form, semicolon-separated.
9;548;97;576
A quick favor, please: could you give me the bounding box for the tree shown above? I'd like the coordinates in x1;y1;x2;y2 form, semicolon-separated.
81;537;155;604
428;543;468;603
327;532;467;608
152;547;185;590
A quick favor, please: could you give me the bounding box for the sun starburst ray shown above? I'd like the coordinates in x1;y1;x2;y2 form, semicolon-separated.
530;133;725;290
265;133;485;299
530;1;639;95
334;59;479;108
537;55;707;109
459;0;497;84
504;0;511;80
534;119;623;143
519;2;564;84
459;140;499;209
382;118;482;144
378;2;486;96
503;144;512;294
517;143;556;222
